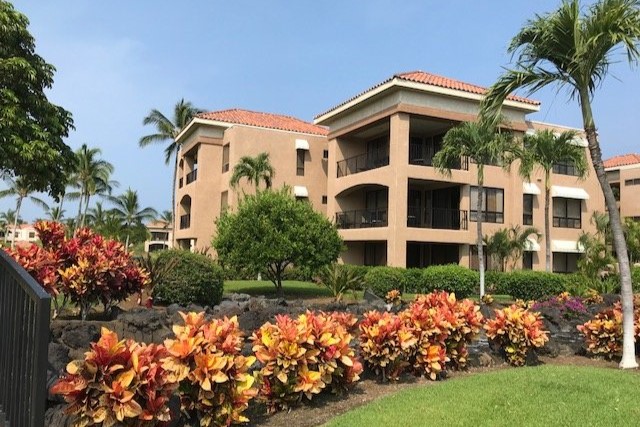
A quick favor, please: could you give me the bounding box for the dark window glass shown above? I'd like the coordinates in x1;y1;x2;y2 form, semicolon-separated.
523;194;534;225
470;187;504;223
222;144;230;172
321;195;328;204
523;251;533;270
296;149;305;176
323;149;329;159
553;252;580;273
553;160;579;176
553;197;582;228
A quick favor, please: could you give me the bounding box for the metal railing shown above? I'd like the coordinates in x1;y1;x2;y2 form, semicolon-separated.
470;210;505;224
186;169;198;185
407;207;468;230
409;143;469;170
179;214;191;229
336;148;389;178
0;250;51;427
336;208;388;229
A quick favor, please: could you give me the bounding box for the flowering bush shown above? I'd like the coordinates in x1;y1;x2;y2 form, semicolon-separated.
163;312;257;426
385;289;402;306
50;328;178;426
481;294;495;304
251;311;362;413
358;311;416;381
484;305;549;366
583;288;604;305
531;295;588;320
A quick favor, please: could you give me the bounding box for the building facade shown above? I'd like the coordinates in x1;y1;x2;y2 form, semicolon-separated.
144;220;173;252
173;109;328;252
314;71;603;273
604;154;640;221
1;224;39;246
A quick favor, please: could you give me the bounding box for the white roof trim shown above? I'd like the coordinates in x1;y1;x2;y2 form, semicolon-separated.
295;139;310;150
551;185;589;200
175;117;232;142
293;186;309;198
524;237;541;252
523;182;541;195
552;240;585;253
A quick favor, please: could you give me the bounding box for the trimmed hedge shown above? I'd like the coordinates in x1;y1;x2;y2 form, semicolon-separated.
495;271;565;301
153;250;224;306
364;267;406;296
419;264;478;298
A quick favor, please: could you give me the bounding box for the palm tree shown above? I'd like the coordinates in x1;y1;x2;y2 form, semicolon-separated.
85;202;109;227
0;177;48;248
508;225;542;270
69;144;116;230
484;226;541;271
46;206;65;222
482;0;640;368
230;152;275;191
159;210;172;224
0;209;22;244
139;99;203;245
518;130;588;271
433;119;516;297
110;188;157;250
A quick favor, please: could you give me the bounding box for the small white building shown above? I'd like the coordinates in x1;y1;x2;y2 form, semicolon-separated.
144;220;173;252
1;224;39;246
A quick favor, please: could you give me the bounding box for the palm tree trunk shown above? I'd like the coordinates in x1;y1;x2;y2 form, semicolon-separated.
12;197;23;249
171;153;178;248
125;232;130;253
75;193;84;232
579;90;637;369
57;194;65;221
544;172;552;272
477;171;485;297
81;194;91;228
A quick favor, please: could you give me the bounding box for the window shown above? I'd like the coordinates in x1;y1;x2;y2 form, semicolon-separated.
221;191;228;212
553;253;580;273
470;187;504;223
28;232;36;239
323;149;329;159
523;251;534;270
296;149;306;176
222;144;230;172
553;160;579;176
625;178;640;186
523;194;534;225
321;195;328;204
553;197;581;228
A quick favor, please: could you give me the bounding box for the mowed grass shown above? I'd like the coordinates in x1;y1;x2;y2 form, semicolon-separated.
224;280;333;299
325;365;640;427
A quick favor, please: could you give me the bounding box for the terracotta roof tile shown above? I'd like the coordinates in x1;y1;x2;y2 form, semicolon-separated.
316;70;540;119
604;153;640;169
197;109;328;136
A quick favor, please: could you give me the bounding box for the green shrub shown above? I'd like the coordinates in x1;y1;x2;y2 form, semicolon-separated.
484;271;506;294
338;264;372;289
496;271;565;301
364;267;406;296
632;267;640;292
403;268;425;293
152;250;224;306
419;264;478;298
281;265;314;281
562;273;596;296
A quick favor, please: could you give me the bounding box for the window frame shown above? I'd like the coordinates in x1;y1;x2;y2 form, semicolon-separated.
553;160;579;176
296;149;306;176
553;197;582;229
222;144;230;173
523;194;534;225
470;186;504;224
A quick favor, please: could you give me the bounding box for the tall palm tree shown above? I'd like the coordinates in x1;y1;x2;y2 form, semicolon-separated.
483;226;541;271
0;177;48;248
518;130;588;271
69;144;116;230
508;225;542;270
85;202;108;227
433;120;516;297
46;206;65;222
110;188;157;250
139;99;203;245
230;152;275;191
482;0;640;368
0;209;22;244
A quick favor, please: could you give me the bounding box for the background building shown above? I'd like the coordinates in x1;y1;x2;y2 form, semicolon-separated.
1;224;39;246
144;220;173;252
604;154;640;221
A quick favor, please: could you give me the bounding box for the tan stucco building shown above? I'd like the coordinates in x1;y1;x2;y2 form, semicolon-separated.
144;220;173;252
604;153;640;221
174;71;605;273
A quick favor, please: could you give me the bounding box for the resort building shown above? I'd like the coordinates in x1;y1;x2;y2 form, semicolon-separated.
144;220;173;252
604;153;640;221
314;71;603;273
173;109;328;252
1;223;39;246
174;71;605;273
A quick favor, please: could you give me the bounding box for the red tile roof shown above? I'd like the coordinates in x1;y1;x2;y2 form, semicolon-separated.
316;70;540;119
197;109;328;136
604;153;640;169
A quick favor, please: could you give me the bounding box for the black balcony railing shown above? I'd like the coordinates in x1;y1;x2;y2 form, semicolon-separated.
186;169;198;185
407;207;468;230
336;208;388;229
409;143;469;170
336;148;389;178
470;210;505;224
553;216;581;229
0;250;51;427
179;214;191;229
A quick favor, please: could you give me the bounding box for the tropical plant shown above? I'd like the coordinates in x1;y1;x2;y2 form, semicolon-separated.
317;263;365;302
139;99;203;246
518;130;588;271
624;218;640;263
45;205;65;222
508;225;542;269
229;152;275;191
483;229;511;272
0;176;48;248
482;0;640;368
433;119;517;296
109;188;157;250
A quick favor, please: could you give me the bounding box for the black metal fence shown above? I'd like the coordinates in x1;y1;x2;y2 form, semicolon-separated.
0;250;51;427
336;148;389;177
336;208;388;229
407;207;468;230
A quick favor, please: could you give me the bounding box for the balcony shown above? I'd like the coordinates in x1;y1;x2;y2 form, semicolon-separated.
179;214;191;230
336;208;388;229
186;169;198;185
337;148;389;178
409;143;469;170
407;207;468;230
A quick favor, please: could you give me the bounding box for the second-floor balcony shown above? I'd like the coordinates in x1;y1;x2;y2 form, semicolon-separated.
179;214;191;230
337;148;389;178
186;169;198;185
409;142;469;170
336;208;388;229
407;207;468;230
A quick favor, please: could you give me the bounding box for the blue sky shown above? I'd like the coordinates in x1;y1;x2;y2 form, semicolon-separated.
4;0;640;221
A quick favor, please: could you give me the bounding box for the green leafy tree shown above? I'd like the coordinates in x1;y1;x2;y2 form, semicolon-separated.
433;119;517;297
229;152;275;191
482;0;640;368
0;1;75;197
0;176;48;248
484;226;540;271
139;99;203;245
518;130;588;271
213;188;343;298
109;188;157;250
624;218;640;264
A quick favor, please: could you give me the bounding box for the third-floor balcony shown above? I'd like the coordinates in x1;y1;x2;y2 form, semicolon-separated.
337;148;389;178
407;206;468;230
186;169;198;185
336;208;388;229
179;214;191;230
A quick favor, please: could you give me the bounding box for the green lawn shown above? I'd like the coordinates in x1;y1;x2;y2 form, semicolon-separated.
224;280;334;299
325;365;640;427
